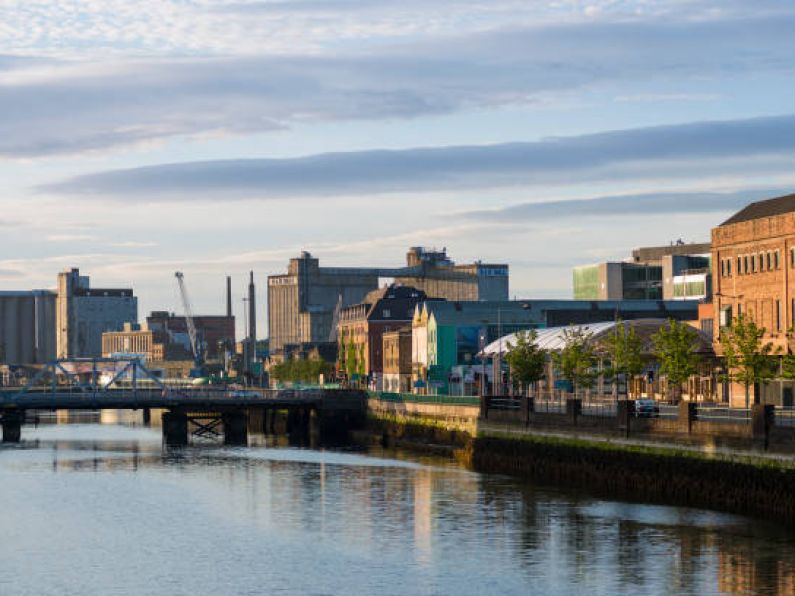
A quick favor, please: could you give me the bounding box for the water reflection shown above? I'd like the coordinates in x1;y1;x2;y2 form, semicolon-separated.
1;416;794;595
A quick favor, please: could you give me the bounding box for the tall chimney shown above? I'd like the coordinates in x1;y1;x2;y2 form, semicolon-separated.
248;271;256;369
226;276;232;318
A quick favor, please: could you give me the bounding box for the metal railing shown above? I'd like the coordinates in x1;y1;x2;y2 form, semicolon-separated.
580;401;617;417
488;397;522;411
694;405;752;423
658;404;680;419
775;407;795;427
533;396;566;414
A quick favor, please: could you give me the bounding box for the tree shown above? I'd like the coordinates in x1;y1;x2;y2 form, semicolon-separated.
600;319;644;397
551;326;597;397
343;340;357;380
270;358;333;384
651;319;701;403
719;314;779;408
504;329;547;396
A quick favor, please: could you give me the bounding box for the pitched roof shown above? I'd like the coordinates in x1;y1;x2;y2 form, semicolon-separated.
721;193;795;226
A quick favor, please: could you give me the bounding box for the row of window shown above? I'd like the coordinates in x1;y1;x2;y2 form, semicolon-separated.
719;249;785;277
719;298;794;332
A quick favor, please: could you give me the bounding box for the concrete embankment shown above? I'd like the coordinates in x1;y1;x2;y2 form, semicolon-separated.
367;398;795;524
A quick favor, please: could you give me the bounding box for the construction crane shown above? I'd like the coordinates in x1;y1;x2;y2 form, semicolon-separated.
175;271;206;378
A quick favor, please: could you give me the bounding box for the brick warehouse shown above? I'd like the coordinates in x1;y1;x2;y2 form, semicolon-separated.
712;193;795;406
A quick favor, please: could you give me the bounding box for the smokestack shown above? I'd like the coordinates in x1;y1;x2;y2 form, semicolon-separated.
226;276;232;318
248;271;256;368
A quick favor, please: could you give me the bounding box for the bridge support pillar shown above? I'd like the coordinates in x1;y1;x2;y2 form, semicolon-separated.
2;411;22;443
162;411;188;446
223;412;248;446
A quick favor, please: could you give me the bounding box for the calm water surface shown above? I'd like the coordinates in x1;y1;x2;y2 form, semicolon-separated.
2;414;795;595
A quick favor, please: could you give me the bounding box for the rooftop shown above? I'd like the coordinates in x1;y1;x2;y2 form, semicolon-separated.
721;192;795;226
481;319;713;356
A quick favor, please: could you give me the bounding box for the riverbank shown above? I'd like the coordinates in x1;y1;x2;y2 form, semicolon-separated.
365;400;795;524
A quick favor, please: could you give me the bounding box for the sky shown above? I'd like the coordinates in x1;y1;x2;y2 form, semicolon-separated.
3;0;795;338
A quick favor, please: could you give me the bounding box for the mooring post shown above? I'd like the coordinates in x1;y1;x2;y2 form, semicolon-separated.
617;400;634;437
566;398;582;427
223;411;248;446
678;401;696;435
752;404;775;450
1;410;23;443
480;394;490;419
162;410;189;446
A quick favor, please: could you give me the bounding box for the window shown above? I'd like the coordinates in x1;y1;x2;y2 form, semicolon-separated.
719;305;732;327
745;255;750;273
759;254;765;272
383;309;391;318
775;250;781;270
727;259;732;276
777;300;782;331
720;260;726;277
767;251;772;271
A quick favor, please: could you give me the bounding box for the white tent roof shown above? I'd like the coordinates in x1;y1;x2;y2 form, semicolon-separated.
481;321;618;356
480;318;711;357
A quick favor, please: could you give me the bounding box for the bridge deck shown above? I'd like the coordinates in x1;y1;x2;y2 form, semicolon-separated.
0;388;325;411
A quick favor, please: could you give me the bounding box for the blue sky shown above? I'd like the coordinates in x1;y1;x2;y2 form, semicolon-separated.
2;0;795;337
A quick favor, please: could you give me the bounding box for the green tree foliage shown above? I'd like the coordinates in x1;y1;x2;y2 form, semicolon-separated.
270;358;333;384
781;353;795;381
504;329;547;396
719;314;778;408
344;340;358;379
600;319;644;381
652;319;701;402
551;326;597;396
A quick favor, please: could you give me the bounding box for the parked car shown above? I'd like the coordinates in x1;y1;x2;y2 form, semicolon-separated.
635;399;660;418
229;389;261;399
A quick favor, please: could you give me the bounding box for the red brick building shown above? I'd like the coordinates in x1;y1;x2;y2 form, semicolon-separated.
712;193;795;406
337;285;428;389
146;311;235;359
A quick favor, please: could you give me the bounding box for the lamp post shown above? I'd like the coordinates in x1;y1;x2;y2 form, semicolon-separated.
242;296;249;385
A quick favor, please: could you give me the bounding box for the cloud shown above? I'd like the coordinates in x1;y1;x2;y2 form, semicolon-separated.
458;189;785;221
43;115;795;199
107;241;159;248
3;13;795;157
46;234;93;242
0;269;24;279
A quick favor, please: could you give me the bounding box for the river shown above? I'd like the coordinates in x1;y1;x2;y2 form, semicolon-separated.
1;413;794;595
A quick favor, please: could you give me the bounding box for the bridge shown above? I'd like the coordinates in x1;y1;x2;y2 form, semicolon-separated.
0;358;366;445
